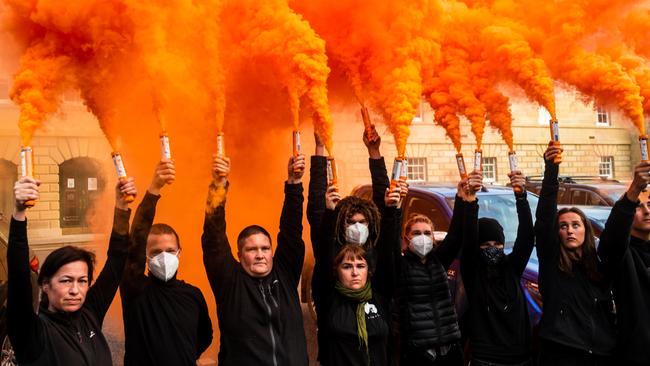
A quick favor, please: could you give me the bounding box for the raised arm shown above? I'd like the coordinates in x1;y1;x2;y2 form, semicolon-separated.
195;290;213;358
313;188;341;296
437;173;481;269
201;156;237;301
460;191;480;291
7;177;44;364
308;133;328;252
534;144;562;263
508;171;535;277
597;162;650;272
85;179;136;321
274;155;306;286
364;125;390;209
372;186;402;297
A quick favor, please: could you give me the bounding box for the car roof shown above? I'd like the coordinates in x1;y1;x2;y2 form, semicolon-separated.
409;183;517;198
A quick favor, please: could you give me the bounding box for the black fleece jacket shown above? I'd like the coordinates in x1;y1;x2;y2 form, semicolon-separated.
597;195;650;365
461;193;534;363
202;182;308;366
120;192;213;366
534;161;617;356
7;208;130;366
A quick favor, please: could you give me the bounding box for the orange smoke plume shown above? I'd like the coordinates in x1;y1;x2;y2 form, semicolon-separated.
222;0;333;151
426;90;462;152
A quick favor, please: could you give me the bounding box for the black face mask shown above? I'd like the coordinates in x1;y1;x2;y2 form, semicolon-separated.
480;246;505;266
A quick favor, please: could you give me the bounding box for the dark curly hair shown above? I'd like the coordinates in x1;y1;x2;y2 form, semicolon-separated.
334;196;381;250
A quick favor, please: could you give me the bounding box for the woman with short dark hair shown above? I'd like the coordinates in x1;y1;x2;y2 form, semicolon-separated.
8;176;136;366
535;143;622;365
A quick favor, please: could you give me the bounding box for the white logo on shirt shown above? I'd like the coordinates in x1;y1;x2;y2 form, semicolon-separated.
89;331;96;338
364;303;378;315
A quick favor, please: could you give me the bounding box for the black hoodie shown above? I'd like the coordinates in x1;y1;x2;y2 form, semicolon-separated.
597;195;650;366
461;193;535;363
120;192;213;366
7;208;130;366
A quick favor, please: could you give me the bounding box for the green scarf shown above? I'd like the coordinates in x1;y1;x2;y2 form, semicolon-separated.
335;281;373;354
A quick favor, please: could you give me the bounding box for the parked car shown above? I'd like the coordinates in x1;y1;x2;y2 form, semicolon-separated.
0;231;40;366
525;176;627;207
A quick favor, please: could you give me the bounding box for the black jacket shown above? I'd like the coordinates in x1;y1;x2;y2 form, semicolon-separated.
7;209;130;366
596;195;650;365
535;161;616;356
395;195;463;352
313;200;400;366
120;192;213;366
461;194;534;363
202;182;308;366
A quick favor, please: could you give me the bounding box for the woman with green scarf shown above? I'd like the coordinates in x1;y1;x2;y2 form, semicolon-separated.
312;183;401;366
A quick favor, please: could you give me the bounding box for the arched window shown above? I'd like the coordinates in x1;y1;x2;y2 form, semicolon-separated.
0;160;17;236
59;158;105;233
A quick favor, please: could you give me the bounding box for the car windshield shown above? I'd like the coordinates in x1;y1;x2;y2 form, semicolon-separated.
599;186;627;203
446;192;539;251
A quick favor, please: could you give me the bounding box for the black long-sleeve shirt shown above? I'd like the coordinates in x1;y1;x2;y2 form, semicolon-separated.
120;192;213;366
461;193;534;363
202;182;308;366
596;195;650;365
314;202;400;366
534;161;616;356
7;208;130;366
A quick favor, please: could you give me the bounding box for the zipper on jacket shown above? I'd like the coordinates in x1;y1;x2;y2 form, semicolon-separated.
260;282;278;366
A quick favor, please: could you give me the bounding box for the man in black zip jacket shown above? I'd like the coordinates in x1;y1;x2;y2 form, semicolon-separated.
8;176;135;366
461;171;535;366
202;153;308;366
120;158;213;366
597;161;650;366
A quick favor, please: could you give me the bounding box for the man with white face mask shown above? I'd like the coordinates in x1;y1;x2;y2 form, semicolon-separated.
120;159;213;366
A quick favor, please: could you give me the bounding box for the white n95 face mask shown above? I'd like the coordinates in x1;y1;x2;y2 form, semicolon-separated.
409;234;434;258
148;251;179;282
345;222;370;245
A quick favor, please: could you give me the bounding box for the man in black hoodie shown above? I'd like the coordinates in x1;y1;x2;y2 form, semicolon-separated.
120;159;213;366
597;161;650;366
202;153;309;366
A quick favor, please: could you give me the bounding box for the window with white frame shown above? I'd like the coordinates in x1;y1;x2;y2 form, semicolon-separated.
596;106;610;126
538;106;551;125
599;156;614;178
482;157;497;182
406;157;427;181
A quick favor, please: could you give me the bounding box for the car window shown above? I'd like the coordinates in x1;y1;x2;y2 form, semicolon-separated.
476;193;539;250
570;189;605;206
403;196;449;232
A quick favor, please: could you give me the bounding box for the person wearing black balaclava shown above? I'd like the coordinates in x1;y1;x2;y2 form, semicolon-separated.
461;170;535;366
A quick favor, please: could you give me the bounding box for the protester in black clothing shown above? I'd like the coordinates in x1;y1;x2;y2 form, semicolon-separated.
120;158;213;366
8;176;136;366
312;179;401;366
596;161;650;366
395;174;480;366
202;154;309;366
535;143;620;365
461;171;535;366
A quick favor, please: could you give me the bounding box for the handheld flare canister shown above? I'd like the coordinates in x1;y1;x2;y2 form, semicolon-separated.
20;146;36;208
160;132;171;159
549;119;562;164
456;153;468;179
640;135;649;162
215;133;227;178
508;151;523;194
326;156;338;187
390;158;403;192
292;130;303;173
399;158;408;199
111;152;135;203
472;150;483;192
360;106;375;142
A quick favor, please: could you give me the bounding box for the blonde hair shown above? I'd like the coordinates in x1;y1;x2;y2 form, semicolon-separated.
403;214;434;239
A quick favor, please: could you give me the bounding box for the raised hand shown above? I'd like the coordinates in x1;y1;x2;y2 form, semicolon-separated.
212;155;231;186
325;185;341;210
14;177;40;213
626;161;650;201
116;178;137;210
544;142;563;165
149;158;176;195
288;154;306;184
508;170;526;195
